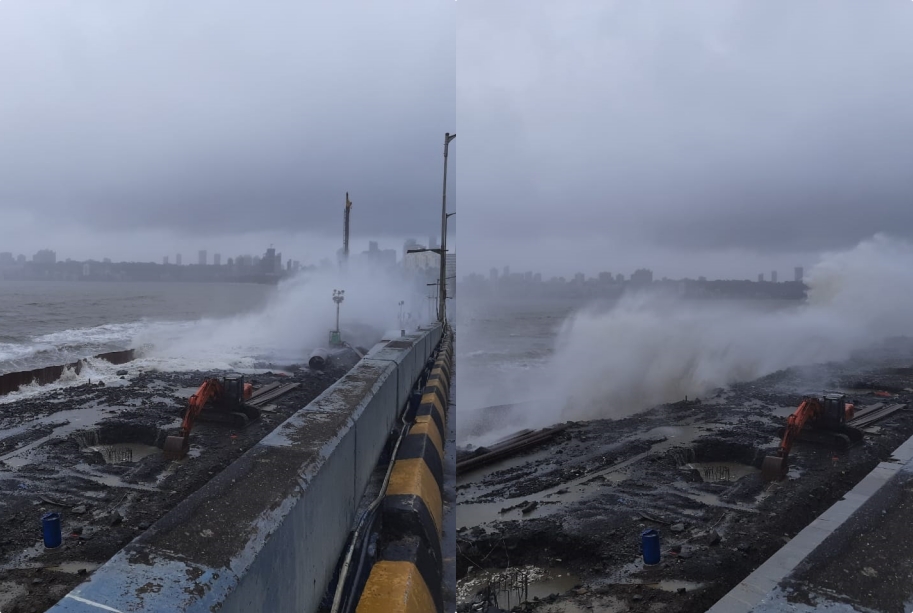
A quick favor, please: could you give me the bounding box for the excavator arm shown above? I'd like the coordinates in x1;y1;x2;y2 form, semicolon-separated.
164;378;223;460
181;379;223;437
763;398;822;482
777;399;818;459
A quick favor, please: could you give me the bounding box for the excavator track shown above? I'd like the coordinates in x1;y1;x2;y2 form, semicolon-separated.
775;424;863;450
196;408;252;429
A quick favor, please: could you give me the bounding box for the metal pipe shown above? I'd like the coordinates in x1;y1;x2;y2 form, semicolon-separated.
439;132;455;323
308;348;329;370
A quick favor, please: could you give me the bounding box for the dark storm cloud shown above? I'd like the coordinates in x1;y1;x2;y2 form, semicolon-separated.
0;1;454;238
459;0;913;266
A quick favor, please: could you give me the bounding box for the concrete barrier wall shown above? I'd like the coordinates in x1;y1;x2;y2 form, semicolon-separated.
46;325;442;613
0;349;136;395
356;330;453;613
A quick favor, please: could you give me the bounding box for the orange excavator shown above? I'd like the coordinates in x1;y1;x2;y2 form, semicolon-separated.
163;374;259;461
761;393;863;482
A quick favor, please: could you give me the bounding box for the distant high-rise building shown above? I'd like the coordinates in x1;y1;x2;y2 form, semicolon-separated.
262;247;282;274
794;267;803;283
103;258;111;264
503;265;510;278
403;238;418;263
615;273;624;282
16;254;25;264
631;269;653;284
176;254;182;266
163;256;169;265
598;272;613;283
771;270;778;283
198;250;207;266
0;252;13;265
33;249;56;264
213;253;221;266
758;273;764;282
489;268;499;282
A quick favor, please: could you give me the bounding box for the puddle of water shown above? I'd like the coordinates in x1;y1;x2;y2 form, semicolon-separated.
1;542;47;572
0;580;27;609
0;407;131;467
457;447;557;485
687;462;760;483
174;386;201;398
88;443;160;464
45;561;101;574
667;482;760;513
458;497;560;529
63;464;160;491
538;599;627;613
457;566;579;606
648;579;707;592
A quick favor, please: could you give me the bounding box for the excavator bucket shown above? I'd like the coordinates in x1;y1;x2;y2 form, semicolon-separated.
761;454;788;482
163;434;190;461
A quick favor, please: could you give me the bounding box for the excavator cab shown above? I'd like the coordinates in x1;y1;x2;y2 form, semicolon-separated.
820;393;848;429
222;375;245;412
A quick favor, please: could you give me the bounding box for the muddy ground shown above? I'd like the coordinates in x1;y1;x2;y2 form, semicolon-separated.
0;351;360;613
456;349;913;613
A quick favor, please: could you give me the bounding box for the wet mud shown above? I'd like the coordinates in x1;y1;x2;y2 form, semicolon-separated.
457;352;913;613
0;351;360;613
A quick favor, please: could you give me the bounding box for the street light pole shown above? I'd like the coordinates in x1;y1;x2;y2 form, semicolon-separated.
439;132;455;323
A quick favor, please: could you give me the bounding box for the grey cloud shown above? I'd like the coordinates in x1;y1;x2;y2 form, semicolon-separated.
0;1;454;240
459;0;913;272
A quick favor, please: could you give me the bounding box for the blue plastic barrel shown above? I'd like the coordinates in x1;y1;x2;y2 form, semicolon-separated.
641;529;660;565
42;512;62;549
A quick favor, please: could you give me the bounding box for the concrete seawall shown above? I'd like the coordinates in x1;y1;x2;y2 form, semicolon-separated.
356;331;453;613
46;325;443;613
0;349;136;395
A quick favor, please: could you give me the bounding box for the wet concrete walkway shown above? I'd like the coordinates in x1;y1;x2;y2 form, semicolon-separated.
708;433;913;613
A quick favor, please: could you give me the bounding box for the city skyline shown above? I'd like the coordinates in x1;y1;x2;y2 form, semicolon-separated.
0;234;453;269
462;264;806;285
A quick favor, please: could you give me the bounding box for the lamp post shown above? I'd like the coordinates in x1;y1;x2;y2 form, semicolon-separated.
439;132;456;323
331;289;345;346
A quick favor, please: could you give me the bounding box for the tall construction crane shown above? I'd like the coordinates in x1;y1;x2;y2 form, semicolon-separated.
343;192;352;264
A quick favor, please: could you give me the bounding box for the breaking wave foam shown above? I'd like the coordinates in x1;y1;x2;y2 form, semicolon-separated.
481;234;913;437
0;261;430;400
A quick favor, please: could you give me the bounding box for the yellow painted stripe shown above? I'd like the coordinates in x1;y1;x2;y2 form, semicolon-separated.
387;458;442;533
425;378;448;399
356;561;435;613
420;392;445;421
409;420;443;460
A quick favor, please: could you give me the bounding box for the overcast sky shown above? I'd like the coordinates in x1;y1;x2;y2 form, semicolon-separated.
458;1;913;280
0;1;454;264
